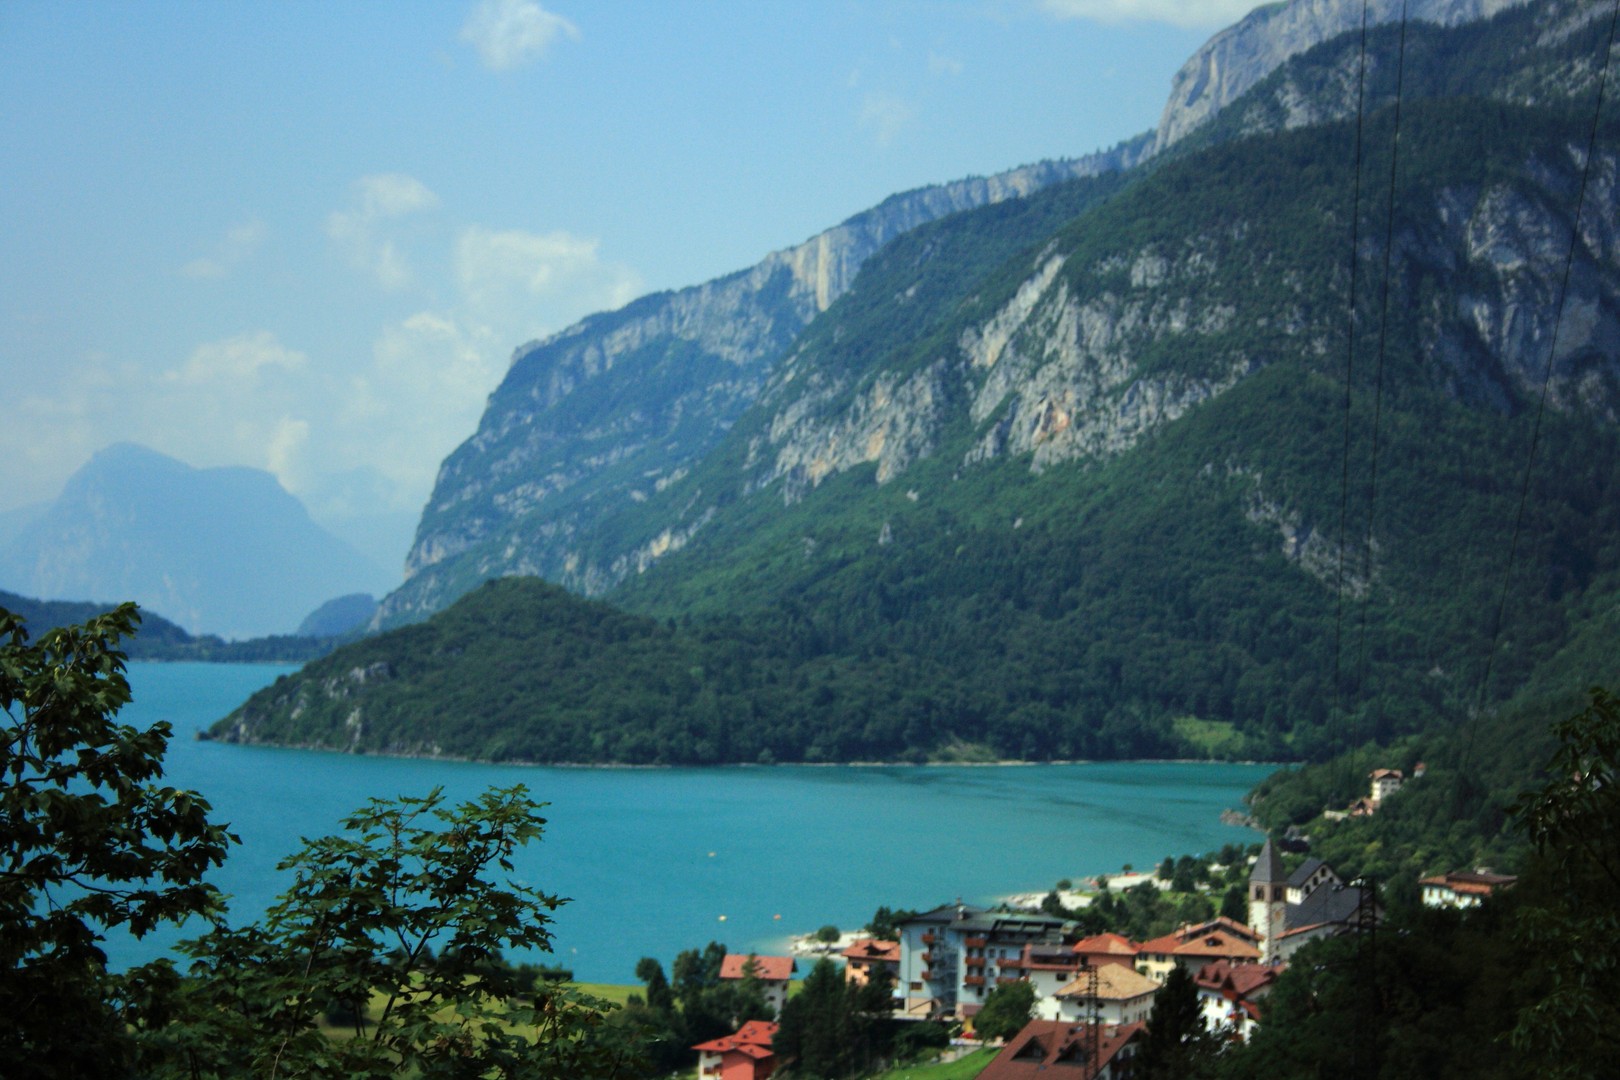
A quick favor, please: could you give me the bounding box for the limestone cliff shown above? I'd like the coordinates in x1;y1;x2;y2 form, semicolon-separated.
382;0;1612;625
379;140;1150;625
1152;0;1533;153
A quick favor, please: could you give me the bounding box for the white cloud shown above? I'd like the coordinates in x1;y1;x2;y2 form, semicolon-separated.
326;174;440;289
456;225;642;330
1040;0;1261;29
859;93;916;148
340;311;503;508
266;416;311;486
460;0;579;71
170;330;307;385
182;219;266;280
928;52;964;77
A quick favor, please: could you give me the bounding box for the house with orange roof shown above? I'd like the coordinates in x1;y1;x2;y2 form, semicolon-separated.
693;1019;778;1080
1194;958;1285;1042
720;954;797;1015
976;1020;1144;1080
1071;932;1139;971
1049;962;1159;1025
1369;768;1405;803
1419;869;1517;909
1136;918;1262;983
840;938;900;989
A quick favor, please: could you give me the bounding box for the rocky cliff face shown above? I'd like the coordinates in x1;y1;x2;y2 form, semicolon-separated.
1152;0;1533;153
748;137;1620;530
383;0;1612;626
380;140;1151;625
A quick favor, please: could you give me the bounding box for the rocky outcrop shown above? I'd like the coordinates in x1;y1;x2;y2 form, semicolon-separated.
379;140;1151;625
379;0;1612;626
1153;0;1533;153
739;138;1619;560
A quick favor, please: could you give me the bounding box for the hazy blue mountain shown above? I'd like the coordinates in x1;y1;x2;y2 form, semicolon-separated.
0;443;392;639
297;593;378;638
0;502;45;552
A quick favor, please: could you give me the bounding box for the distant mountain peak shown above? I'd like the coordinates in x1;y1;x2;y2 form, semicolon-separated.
0;443;392;639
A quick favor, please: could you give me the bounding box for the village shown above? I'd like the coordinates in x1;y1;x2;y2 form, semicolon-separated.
690;767;1518;1079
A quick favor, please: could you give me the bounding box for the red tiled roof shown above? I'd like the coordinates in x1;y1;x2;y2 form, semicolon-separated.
1419;870;1517;896
978;1020;1144;1080
841;938;900;963
1056;964;1158;1002
1138;923;1261;962
1072;932;1139;957
1194;959;1283;1001
692;1019;779;1054
721;954;796;982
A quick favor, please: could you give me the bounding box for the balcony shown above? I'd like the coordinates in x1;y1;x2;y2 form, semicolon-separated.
921;933;938;945
964;937;988;949
996;976;1022;986
963;975;986;987
964;956;986;969
920;951;934;965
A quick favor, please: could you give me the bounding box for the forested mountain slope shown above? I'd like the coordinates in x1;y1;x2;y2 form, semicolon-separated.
383;0;1550;629
215;0;1620;767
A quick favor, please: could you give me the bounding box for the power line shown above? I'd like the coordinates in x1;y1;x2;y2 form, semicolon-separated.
1331;0;1375;799
1349;0;1411;779
1459;0;1620;778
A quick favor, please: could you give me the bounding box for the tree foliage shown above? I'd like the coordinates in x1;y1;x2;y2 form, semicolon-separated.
0;603;234;1077
972;979;1036;1043
1136;964;1219;1079
1509;687;1620;1077
128;785;636;1079
774;957;894;1079
1;602;638;1080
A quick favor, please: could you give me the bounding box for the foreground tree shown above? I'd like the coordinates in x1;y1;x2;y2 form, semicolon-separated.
0;604;234;1078
132;785;639;1079
1135;964;1220;1079
1511;687;1620;1078
775;957;894;1078
973;979;1037;1042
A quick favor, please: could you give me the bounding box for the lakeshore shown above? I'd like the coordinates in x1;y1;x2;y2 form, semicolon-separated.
108;661;1276;983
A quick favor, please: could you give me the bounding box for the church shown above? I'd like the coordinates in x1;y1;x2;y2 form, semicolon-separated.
1247;838;1375;962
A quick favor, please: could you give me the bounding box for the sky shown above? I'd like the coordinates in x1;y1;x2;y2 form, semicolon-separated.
1;0;1261;579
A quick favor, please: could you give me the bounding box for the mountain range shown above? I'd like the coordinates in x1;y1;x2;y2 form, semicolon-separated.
216;0;1620;769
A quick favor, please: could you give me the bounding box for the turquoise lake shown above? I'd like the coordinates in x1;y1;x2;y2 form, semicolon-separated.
108;661;1276;983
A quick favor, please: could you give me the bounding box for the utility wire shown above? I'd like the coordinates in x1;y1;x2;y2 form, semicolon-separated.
1331;0;1375;799
1459;0;1620;777
1350;0;1410;780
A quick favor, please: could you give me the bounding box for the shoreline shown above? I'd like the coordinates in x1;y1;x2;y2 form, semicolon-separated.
198;736;1294;772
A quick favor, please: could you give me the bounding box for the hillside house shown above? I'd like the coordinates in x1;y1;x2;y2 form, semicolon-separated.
897;905;1075;1019
1194;959;1285;1042
1048;962;1159;1026
719;954;796;1016
1419;870;1518;909
840;938;900;989
693;1019;777;1080
1369;768;1405;803
977;1020;1144;1080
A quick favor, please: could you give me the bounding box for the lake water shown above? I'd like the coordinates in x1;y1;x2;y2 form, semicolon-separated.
108;661;1275;983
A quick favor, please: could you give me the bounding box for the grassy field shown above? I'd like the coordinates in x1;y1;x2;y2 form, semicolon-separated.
871;1047;994;1080
567;982;640;1008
